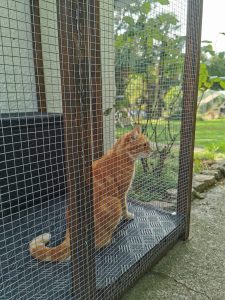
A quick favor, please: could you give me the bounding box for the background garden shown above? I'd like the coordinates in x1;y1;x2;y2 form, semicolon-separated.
113;0;225;203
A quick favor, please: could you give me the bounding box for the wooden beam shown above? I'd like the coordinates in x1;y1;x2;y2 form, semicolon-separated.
89;0;104;160
30;0;47;113
57;0;97;299
177;0;203;239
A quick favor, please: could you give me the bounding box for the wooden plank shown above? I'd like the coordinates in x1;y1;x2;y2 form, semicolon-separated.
57;0;97;299
89;0;104;160
177;0;203;240
30;0;47;113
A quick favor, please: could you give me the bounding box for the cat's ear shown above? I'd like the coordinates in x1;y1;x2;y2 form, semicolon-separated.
130;125;141;141
133;125;141;134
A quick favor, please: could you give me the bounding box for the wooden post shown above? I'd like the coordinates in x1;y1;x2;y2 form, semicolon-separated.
89;0;104;160
177;0;203;240
57;0;98;298
30;0;47;113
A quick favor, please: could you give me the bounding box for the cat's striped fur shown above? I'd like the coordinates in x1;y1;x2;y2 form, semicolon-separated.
29;127;152;262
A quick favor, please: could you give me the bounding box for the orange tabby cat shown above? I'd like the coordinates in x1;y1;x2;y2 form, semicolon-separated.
29;126;152;262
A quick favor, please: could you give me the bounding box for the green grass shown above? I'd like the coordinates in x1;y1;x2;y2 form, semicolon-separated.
193;150;216;173
193;119;225;173
116;120;181;144
195;119;225;152
115;118;225;202
128;156;179;202
116;118;225;153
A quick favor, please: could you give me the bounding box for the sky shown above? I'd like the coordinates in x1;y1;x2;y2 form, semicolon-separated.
202;0;225;52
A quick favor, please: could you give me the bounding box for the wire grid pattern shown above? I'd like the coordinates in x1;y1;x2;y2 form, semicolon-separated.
115;0;188;212
0;0;202;299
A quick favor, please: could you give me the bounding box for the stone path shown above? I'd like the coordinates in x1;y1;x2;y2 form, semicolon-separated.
122;179;225;300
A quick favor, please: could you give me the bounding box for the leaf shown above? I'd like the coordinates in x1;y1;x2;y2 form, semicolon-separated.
220;80;225;89
198;63;211;91
157;0;170;5
157;13;178;26
123;16;134;26
201;44;215;56
103;108;113;116
140;2;151;15
210;77;225;90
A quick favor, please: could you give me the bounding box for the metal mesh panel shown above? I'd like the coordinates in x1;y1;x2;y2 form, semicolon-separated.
0;0;202;299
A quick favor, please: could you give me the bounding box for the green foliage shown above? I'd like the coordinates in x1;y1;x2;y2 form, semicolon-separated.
194;150;215;162
195;119;225;152
201;43;215;57
156;0;170;4
123;16;135;26
140;2;151;14
209;76;225;90
200;43;225;91
128;155;179;202
198;63;212;91
125;73;146;105
198;63;225;92
194;140;225;174
196;114;204;121
164;86;182;111
208;52;225;78
116;118;225;154
193;150;215;174
114;0;185;103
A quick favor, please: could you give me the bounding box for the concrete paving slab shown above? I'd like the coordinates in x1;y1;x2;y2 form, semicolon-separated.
122;180;225;300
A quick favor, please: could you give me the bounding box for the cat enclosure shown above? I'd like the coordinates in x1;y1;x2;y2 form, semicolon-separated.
0;0;202;299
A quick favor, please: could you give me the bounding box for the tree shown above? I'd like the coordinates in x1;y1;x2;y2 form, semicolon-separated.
208;52;225;78
115;0;185;118
199;42;225;93
114;0;184;176
197;43;225;109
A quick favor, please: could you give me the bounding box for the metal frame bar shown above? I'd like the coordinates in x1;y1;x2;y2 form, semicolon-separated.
177;0;203;240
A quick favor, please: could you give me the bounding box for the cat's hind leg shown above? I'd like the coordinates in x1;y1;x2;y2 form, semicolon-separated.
95;196;122;248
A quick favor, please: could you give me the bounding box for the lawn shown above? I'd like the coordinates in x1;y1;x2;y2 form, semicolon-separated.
195;119;225;152
115;118;225;201
116;118;225;153
116;120;181;144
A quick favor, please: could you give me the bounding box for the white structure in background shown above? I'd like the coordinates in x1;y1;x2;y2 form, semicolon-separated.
198;90;225;118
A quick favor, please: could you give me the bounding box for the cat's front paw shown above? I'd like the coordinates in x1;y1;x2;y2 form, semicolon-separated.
123;211;134;220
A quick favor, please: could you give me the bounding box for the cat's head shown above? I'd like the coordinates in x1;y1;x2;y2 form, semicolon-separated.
115;126;153;160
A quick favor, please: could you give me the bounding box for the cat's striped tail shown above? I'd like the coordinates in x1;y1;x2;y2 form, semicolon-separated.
29;230;70;262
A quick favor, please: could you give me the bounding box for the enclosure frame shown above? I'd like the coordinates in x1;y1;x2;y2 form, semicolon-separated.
30;0;47;113
56;0;203;299
0;0;203;299
177;0;203;240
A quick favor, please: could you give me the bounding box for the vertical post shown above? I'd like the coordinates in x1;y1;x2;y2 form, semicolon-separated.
100;0;116;152
30;0;47;113
177;0;203;240
57;0;96;299
89;0;104;160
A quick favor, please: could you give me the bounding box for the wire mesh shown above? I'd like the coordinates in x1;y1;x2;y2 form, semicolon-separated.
0;0;202;299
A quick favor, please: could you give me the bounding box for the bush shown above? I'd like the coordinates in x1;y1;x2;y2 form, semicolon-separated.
193;148;216;173
129;152;179;202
